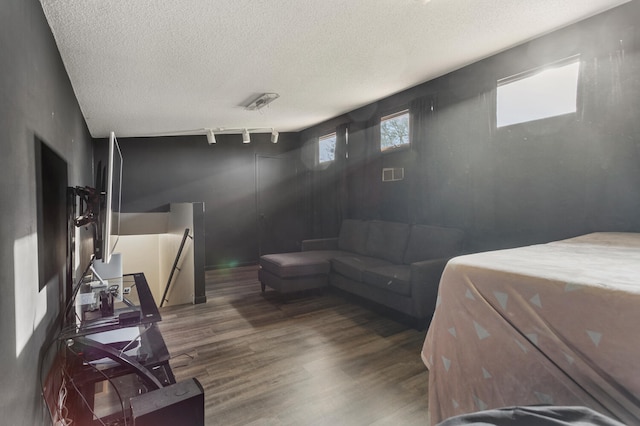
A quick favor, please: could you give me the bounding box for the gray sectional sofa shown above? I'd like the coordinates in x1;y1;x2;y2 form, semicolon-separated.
258;219;465;321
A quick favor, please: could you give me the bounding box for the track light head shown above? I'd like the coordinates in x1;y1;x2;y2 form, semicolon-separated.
242;129;251;144
206;129;216;144
271;129;279;143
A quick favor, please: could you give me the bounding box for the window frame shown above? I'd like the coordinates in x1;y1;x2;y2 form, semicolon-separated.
496;55;581;129
318;131;337;165
380;109;411;153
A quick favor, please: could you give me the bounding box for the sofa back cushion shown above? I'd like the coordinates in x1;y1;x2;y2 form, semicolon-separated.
403;224;465;264
365;220;411;264
338;219;369;255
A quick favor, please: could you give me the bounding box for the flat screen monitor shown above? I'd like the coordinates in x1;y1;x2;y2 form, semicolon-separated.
101;131;122;264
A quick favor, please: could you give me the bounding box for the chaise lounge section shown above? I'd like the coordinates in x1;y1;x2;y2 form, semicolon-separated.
258;219;465;321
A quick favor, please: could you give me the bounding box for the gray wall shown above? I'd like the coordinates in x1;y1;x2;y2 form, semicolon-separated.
303;2;640;252
109;133;304;269
0;0;94;424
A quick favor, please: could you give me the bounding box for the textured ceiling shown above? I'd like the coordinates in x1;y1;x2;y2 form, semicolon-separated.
40;0;629;138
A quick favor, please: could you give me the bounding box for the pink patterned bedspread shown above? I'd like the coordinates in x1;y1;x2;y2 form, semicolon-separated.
422;232;640;425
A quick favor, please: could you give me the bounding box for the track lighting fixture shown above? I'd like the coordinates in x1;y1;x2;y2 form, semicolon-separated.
204;127;277;144
206;129;216;144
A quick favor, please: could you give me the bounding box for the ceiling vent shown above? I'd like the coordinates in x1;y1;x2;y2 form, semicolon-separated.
245;93;280;111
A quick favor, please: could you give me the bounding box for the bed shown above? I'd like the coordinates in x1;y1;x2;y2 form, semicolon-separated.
421;232;640;425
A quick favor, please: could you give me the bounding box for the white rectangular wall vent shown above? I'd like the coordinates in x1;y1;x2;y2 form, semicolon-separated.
382;167;404;182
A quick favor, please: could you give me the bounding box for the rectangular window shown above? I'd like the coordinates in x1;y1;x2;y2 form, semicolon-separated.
381;110;410;152
497;57;580;128
318;132;337;164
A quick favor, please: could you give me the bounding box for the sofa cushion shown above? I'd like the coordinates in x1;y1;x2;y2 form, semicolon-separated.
362;264;412;297
338;219;370;255
365;220;411;264
260;250;346;278
403;224;465;264
331;255;392;282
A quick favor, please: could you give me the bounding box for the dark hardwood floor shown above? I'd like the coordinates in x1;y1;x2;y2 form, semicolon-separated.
158;265;430;425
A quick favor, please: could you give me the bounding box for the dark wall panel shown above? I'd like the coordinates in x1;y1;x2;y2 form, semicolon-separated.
112;133;302;268
1;0;94;423
422;4;640;251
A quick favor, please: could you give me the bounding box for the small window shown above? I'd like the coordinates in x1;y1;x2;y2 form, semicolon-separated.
497;57;580;128
381;110;410;152
318;132;337;164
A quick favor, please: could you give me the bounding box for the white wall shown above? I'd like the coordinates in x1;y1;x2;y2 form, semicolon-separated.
116;205;195;307
117;234;163;305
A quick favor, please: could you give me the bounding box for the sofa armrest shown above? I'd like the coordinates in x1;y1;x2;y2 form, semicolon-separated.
410;257;451;320
301;237;339;251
